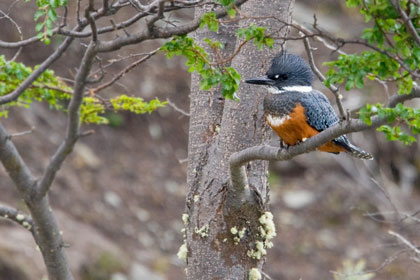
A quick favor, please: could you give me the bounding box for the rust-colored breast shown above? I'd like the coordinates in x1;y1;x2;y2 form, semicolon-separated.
267;103;346;153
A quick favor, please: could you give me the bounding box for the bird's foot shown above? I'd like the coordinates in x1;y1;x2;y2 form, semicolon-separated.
280;139;289;149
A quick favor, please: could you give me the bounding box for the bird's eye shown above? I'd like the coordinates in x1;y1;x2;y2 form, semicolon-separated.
272;74;288;80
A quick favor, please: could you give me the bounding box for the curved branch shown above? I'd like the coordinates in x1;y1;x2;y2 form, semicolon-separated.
303;37;346;119
0;35;74;105
0;122;37;201
91;47;159;94
0;204;34;233
230;87;420;191
96;0;249;52
36;42;98;199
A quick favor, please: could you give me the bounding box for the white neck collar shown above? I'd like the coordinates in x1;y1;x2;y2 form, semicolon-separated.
267;85;313;94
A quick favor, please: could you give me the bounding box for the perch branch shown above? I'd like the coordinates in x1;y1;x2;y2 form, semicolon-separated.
229;87;420;191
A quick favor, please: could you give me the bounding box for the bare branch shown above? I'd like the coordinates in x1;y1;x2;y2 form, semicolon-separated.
96;0;249;52
302;36;346;119
229;87;420;191
36;42;98;199
0;8;23;60
147;0;165;29
86;0;98;42
6;127;35;139
91;47;159;93
0;204;33;232
0;1;122;48
0;122;37;201
166;98;190;117
388;230;420;261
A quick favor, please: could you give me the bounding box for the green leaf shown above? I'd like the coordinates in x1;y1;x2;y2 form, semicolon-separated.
200;12;219;32
227;8;236;18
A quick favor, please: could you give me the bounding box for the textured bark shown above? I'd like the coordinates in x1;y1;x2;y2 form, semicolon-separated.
0;123;73;280
186;1;294;279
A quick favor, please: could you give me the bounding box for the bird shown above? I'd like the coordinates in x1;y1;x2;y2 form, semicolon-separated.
245;52;373;160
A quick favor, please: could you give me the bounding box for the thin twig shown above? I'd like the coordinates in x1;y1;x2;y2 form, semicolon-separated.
388;230;420;260
91;48;159;93
0;8;23;61
166;98;190;117
261;270;274;280
86;0;98;42
6;127;35;139
0;204;34;232
302;36;346;119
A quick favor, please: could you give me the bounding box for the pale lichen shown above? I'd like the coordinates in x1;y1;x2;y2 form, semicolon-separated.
193;195;200;202
16;214;24;221
238;227;247;239
247;241;266;259
22;221;31;230
248;268;262;280
182;213;189;226
231;226;247;245
247;212;276;260
177;242;188;262
259;211;276;242
194;224;209;238
230;226;238;235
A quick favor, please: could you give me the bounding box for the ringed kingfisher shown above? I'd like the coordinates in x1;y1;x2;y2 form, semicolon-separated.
246;52;373;160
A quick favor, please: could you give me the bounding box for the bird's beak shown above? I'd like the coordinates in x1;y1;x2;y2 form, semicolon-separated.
245;75;274;86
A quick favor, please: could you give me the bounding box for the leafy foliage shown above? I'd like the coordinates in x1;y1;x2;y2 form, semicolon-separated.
237;24;274;50
110;95;167;114
359;103;419;144
325;0;420;144
27;0;68;44
0;55;165;124
0;55;71;118
160;35;242;99
200;12;219;32
162;13;273;100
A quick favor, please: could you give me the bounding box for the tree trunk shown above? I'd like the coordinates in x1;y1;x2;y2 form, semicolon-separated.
185;1;294;279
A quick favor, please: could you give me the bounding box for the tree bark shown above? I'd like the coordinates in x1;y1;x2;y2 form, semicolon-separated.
185;1;294;279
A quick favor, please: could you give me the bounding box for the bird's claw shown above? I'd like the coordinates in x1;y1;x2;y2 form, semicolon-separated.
280;139;289;149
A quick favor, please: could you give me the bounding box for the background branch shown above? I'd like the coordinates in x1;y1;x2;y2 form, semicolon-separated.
36;42;98;199
91;48;159;94
0;204;34;232
302;36;346;119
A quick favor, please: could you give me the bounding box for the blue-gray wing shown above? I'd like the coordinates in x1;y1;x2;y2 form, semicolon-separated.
300;90;351;148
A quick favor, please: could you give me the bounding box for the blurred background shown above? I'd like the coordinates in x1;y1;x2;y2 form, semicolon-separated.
0;1;419;279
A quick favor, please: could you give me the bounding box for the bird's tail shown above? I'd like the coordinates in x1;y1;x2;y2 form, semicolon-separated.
344;142;374;160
